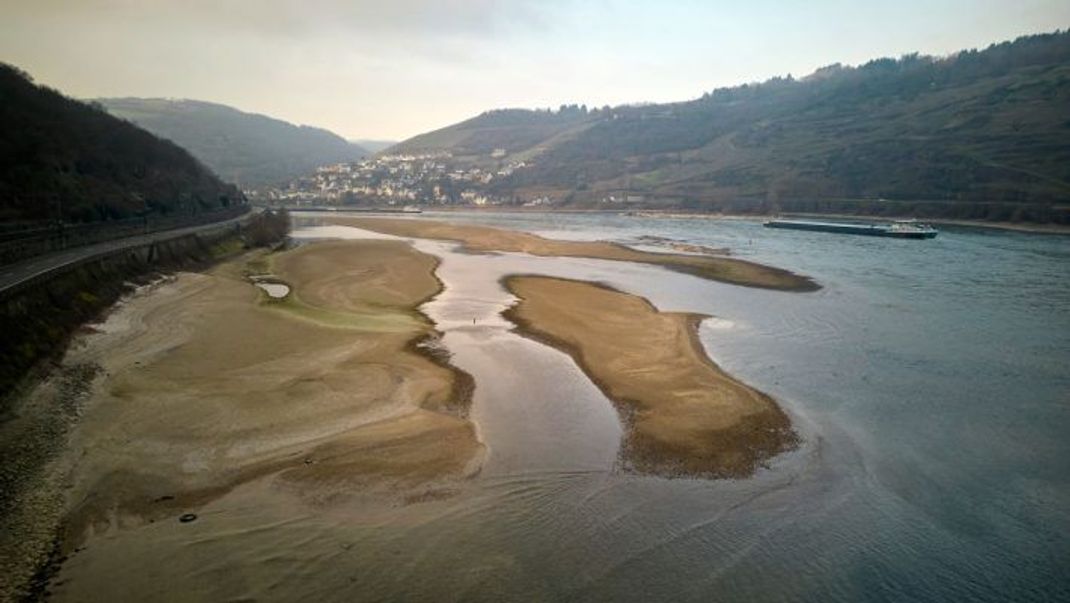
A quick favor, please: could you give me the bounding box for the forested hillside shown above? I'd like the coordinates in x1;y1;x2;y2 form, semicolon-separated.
397;31;1070;222
99;98;368;188
0;64;242;225
388;107;597;161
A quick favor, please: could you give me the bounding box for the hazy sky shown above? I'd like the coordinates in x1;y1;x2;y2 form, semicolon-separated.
2;1;1068;140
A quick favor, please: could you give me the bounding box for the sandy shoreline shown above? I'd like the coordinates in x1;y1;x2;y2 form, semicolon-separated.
502;275;797;478
332;216;819;292
1;239;483;600
67;239;483;518
4;219;809;598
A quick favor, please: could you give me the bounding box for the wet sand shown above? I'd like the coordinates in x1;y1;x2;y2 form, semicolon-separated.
502;275;797;478
333;217;819;291
52;240;483;555
6;226;798;599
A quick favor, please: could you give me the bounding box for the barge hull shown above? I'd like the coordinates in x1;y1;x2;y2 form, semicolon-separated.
764;220;937;239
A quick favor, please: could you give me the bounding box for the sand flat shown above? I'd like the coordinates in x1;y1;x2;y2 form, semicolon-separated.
333;216;819;291
58;239;482;544
502;275;797;478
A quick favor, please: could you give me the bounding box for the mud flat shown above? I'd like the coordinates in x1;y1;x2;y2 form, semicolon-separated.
333;216;818;292
502;275;797;478
63;239;483;524
2;239;481;600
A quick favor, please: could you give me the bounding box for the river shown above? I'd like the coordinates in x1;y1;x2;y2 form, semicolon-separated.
54;211;1069;602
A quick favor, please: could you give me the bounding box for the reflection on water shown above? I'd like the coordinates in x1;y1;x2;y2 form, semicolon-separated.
255;282;290;298
56;214;1070;602
418;238;626;475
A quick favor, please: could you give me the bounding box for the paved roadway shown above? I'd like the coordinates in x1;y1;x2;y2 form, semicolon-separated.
0;210;254;297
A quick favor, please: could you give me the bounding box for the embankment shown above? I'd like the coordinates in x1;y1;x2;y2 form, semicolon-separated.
0;237;482;602
0;211;288;402
0;212;288;601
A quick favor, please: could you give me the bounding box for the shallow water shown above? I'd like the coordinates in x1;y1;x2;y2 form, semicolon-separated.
296;212;1069;601
254;282;290;298
56;212;1070;602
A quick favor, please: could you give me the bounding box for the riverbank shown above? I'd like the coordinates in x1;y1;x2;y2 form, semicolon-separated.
0;209;290;402
1;239;482;601
502;275;797;478
332;216;819;291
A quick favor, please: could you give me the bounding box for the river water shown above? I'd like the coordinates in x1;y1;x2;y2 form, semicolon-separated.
56;212;1068;602
281;212;1070;602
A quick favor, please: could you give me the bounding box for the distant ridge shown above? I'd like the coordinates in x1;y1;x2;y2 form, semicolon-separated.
390;31;1070;222
351;139;398;154
0;64;242;224
98;98;369;188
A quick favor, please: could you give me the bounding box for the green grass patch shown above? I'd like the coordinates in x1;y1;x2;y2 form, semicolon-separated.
265;293;427;333
209;238;245;258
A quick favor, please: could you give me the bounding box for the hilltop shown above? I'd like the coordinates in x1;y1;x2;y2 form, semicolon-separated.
0;64;242;224
98;98;368;188
390;31;1070;223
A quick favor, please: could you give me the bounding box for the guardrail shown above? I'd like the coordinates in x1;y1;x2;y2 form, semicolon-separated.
0;205;251;266
0;213;253;302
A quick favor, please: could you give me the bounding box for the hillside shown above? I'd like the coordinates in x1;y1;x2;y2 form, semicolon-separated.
0;64;242;225
98;98;368;188
388;107;597;163
395;31;1070;222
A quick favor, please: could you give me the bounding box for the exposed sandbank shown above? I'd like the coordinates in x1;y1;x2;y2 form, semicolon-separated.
54;239;483;549
502;275;797;478
332;217;819;291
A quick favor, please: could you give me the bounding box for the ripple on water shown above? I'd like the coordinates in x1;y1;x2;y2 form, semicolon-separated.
194;216;1067;603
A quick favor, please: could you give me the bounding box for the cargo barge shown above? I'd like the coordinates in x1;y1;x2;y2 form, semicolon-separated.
283;205;423;214
763;219;938;239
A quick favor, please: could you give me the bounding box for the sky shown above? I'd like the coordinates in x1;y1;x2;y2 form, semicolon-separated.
1;1;1068;140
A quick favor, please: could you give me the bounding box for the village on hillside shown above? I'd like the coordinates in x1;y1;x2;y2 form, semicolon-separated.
245;152;562;208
